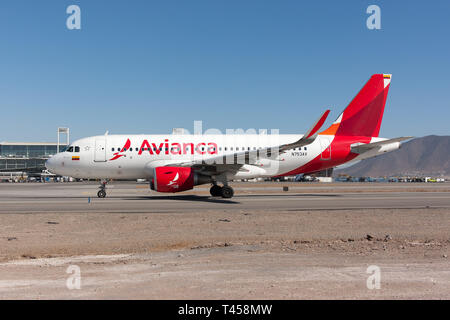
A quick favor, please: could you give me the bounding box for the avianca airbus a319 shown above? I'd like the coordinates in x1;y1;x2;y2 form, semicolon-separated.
46;74;411;199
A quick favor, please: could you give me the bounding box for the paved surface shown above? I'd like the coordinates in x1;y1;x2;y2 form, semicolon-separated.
0;182;449;213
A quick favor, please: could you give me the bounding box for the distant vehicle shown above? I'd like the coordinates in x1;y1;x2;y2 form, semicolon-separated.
295;174;317;182
46;74;411;199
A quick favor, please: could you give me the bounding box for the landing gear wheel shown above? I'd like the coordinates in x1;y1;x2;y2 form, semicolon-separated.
210;185;222;197
221;186;234;199
97;180;107;198
97;190;106;198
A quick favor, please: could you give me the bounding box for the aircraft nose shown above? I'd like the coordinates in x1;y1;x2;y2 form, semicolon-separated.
45;156;55;172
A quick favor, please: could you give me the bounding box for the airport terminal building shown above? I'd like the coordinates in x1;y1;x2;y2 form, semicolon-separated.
0;142;66;174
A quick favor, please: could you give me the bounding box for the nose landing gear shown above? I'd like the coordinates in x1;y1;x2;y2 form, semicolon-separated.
97;181;107;198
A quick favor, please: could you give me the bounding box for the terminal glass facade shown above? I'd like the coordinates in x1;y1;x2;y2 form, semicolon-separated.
0;143;66;172
0;144;64;158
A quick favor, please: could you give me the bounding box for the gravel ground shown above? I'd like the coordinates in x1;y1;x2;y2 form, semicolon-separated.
0;182;449;299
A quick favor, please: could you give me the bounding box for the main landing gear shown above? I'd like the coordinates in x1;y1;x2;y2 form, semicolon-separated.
210;184;234;199
97;181;107;198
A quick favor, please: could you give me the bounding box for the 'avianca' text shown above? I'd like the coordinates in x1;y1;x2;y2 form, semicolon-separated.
138;139;218;155
110;139;218;161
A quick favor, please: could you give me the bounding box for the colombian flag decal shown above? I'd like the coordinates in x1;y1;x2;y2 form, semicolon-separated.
72;156;80;161
383;74;391;79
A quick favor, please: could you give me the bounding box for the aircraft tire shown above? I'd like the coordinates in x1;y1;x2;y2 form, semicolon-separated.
97;190;106;198
210;185;222;197
221;186;234;198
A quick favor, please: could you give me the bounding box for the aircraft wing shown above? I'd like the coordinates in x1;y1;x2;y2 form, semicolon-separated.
173;109;330;169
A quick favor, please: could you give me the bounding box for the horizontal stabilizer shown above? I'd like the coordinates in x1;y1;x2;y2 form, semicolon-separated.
351;136;413;154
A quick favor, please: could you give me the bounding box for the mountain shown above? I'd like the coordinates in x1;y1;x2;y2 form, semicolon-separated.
335;135;450;177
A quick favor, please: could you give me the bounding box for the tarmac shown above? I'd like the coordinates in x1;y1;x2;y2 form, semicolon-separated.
0;182;449;213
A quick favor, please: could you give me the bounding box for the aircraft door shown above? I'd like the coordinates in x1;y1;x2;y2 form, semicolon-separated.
320;137;331;160
94;138;107;162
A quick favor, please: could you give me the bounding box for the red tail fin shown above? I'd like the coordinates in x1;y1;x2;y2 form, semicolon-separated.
321;74;391;137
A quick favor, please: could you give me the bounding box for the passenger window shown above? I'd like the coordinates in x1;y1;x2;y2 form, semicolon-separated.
304;147;307;150
112;148;115;152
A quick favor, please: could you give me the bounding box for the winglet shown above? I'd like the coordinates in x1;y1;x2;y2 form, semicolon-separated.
304;110;330;139
278;109;330;152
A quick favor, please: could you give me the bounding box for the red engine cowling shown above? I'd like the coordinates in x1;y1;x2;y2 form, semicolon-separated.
151;167;195;193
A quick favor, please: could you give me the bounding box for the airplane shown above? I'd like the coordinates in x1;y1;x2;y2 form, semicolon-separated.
45;74;411;199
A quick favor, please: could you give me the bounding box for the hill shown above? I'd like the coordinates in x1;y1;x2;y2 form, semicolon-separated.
335;135;450;177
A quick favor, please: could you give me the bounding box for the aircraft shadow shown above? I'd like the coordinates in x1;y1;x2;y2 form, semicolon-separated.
236;193;342;198
123;195;240;204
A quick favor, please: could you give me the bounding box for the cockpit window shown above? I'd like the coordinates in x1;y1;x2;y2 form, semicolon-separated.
75;146;80;152
66;146;74;152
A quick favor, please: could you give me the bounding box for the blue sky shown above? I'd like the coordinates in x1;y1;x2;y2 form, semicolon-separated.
0;0;449;142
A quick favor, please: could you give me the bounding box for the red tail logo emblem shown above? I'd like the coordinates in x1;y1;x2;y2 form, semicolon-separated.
109;139;131;161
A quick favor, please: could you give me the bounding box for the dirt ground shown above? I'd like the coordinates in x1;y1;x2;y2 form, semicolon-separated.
0;182;449;299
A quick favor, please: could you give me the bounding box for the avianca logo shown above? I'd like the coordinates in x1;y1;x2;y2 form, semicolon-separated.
167;172;179;188
109;139;218;161
110;139;131;161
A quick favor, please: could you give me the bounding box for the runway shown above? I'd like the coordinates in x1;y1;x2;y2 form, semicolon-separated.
0;182;449;213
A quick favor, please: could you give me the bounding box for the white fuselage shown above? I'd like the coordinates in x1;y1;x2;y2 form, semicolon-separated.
46;134;344;180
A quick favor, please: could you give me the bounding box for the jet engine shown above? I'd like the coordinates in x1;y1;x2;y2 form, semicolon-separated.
150;166;210;193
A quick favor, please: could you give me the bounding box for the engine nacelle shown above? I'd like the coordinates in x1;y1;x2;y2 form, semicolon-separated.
150;166;210;193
